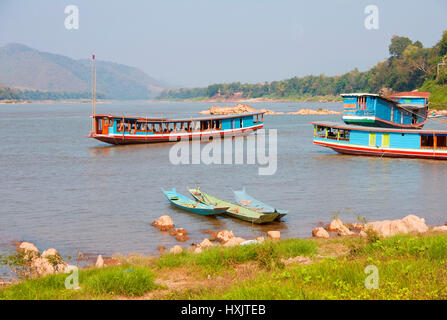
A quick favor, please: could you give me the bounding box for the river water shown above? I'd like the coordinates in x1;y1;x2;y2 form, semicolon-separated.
1;101;446;262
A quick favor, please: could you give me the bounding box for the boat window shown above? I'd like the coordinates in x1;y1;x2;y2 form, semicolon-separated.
437;135;447;148
339;129;350;141
421;135;434;148
315;125;327;138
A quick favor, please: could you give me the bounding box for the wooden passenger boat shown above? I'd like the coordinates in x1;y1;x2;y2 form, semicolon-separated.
188;188;279;224
233;187;287;220
88;112;264;145
162;188;229;216
341;92;430;129
312;121;447;160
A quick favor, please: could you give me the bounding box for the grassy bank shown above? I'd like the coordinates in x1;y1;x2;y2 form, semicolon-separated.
420;80;447;109
1;233;447;300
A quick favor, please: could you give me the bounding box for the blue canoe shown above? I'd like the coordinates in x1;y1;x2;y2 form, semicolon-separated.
162;188;229;216
233;187;287;220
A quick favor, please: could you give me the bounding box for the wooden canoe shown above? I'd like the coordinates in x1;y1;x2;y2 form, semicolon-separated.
162;188;228;216
188;188;279;224
233;187;287;220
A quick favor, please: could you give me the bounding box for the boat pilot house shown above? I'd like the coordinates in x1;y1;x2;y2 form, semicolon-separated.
89;112;264;145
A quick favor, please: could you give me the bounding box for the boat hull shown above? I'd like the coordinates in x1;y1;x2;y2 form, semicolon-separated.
314;140;447;160
89;124;263;145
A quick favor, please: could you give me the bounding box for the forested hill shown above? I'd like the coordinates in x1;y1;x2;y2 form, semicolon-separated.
0;43;166;100
158;31;447;108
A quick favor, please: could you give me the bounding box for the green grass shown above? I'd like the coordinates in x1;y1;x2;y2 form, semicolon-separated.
2;235;447;300
183;234;447;300
156;239;317;273
0;265;158;300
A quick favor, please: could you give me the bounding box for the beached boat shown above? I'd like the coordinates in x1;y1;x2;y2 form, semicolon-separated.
188;188;279;224
312;121;447;160
233;188;287;220
162;188;228;216
341;92;430;129
88;112;264;145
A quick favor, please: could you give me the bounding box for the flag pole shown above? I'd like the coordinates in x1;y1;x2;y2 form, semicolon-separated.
91;54;95;132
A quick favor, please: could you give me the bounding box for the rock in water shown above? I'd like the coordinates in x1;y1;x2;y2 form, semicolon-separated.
18;242;40;260
152;215;175;231
327;219;353;236
216;230;234;243
267;231;280;240
31;248;67;276
95;255;104;268
312;227;329;238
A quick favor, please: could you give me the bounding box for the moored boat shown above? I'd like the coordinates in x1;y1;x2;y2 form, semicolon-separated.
162;188;229;216
341;92;430;129
188;188;279;224
233;187;287;220
88;112;264;145
312;121;447;160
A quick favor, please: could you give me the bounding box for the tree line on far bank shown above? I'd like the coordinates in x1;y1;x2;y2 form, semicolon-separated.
0;87;105;101
158;31;447;107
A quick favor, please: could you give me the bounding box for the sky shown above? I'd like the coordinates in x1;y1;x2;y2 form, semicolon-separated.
1;0;447;87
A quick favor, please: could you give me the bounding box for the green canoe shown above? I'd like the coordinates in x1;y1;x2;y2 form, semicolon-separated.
188;188;279;224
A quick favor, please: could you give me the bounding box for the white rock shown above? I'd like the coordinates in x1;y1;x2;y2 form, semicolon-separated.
199;238;214;248
256;236;265;243
18;242;39;260
169;245;183;254
95;255;104;268
194;247;202;254
223;237;246;247
327;219;353;236
432;226;447;232
367;215;428;237
41;248;59;258
312;227;329;238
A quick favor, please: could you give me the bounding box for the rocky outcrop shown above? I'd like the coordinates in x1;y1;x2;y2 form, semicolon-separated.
288;108;341;115
312;227;329;239
267;231;280;240
17;243;67;277
170;228;190;242
327;219;353;236
199;238;214;248
152;215;175;231
199;103;283;115
366;215;428;237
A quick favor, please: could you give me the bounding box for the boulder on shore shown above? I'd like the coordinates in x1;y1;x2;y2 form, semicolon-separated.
95;255;104;268
169;245;183;254
199;238;214;248
327;219;353;236
312;227;329;239
152;215;175;231
431;225;447;232
223;237;246;247
366;215;428;237
18;242;40;260
216;230;235;243
267;231;281;240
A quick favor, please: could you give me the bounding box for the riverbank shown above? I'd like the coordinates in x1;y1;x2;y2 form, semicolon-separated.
2;225;447;300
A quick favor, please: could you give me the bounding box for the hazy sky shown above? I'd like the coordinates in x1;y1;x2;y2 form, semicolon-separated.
1;0;447;87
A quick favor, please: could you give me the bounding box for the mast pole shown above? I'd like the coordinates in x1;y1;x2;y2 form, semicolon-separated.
91;54;95;132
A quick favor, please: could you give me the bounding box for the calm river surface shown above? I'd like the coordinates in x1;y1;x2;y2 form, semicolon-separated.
1;101;447;261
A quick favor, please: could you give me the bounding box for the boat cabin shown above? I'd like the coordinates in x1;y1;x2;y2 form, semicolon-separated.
341;92;430;129
89;112;264;145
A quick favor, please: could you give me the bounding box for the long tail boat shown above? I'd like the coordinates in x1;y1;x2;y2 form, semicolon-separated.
162;188;228;216
233;187;287;220
312;121;447;160
188;188;279;224
88;112;264;145
341;92;430;129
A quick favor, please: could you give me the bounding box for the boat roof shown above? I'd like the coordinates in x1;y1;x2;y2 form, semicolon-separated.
91;112;264;122
387;91;431;99
340;93;396;104
311;121;447;134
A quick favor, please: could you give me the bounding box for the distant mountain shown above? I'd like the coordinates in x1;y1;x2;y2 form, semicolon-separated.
0;43;167;100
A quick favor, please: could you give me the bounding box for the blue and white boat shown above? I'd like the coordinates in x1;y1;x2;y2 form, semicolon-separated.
162;188;229;216
341;92;430;129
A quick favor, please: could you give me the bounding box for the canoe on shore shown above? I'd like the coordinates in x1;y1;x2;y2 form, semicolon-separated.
162;188;229;216
188;188;279;224
233;187;287;220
